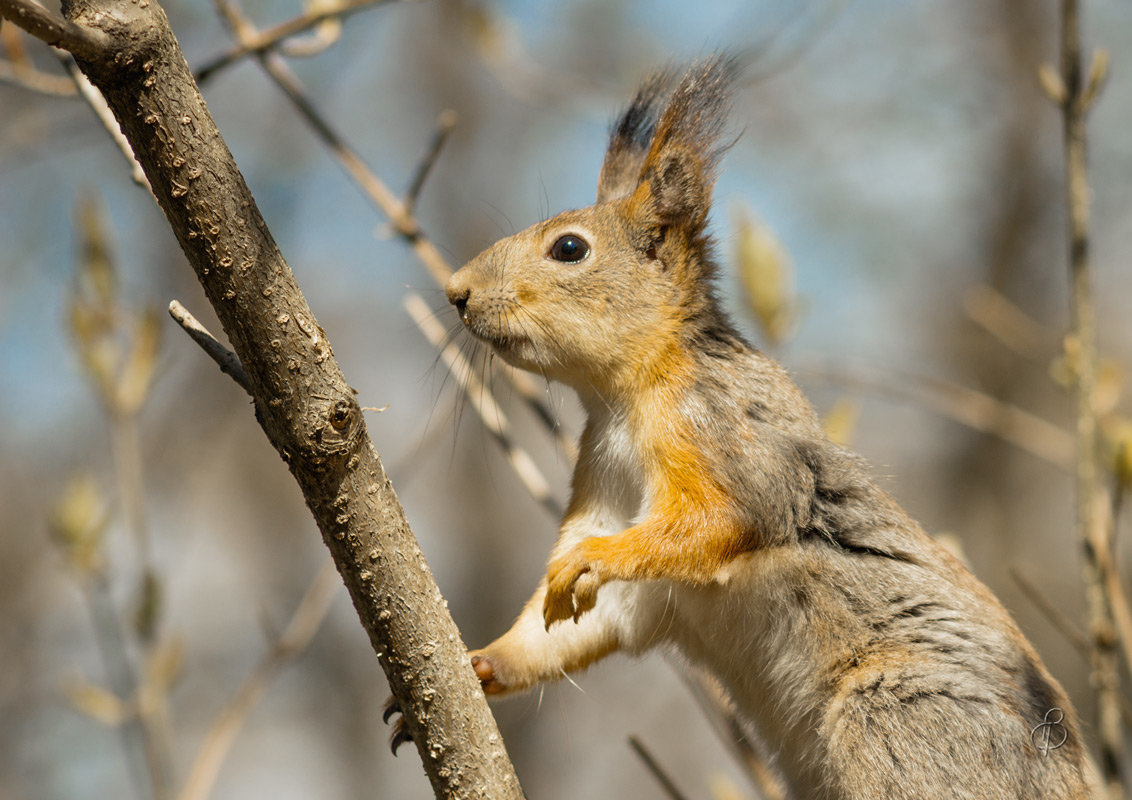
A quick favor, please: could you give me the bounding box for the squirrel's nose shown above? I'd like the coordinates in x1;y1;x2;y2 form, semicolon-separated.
446;275;471;318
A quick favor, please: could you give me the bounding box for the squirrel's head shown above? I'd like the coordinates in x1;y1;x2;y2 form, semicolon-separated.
447;56;738;396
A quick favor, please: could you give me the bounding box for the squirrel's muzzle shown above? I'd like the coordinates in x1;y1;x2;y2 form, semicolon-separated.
445;273;472;323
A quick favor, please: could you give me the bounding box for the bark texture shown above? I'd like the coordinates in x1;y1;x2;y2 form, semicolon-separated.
47;0;522;795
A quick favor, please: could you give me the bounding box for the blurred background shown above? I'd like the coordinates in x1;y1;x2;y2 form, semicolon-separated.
3;0;1132;798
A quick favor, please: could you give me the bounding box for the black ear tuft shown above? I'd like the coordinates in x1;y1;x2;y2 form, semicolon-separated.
596;67;680;204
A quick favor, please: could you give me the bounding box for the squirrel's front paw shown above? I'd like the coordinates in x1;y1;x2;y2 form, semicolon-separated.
543;544;606;628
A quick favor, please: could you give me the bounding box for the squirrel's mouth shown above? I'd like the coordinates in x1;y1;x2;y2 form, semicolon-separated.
482;330;530;354
462;313;529;353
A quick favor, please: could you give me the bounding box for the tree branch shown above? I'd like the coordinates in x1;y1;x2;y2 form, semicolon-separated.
194;0;399;82
405;109;457;214
46;0;522;796
799;362;1075;470
176;562;339;800
0;0;107;60
61;55;151;189
168;301;252;394
627;736;690;800
1053;1;1122;796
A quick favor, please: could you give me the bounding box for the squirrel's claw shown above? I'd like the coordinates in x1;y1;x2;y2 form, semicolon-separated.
382;695;413;755
381;695;401;725
572;571;602;619
543;562;582;628
543;547;605;628
543;587;575;629
389;721;413;755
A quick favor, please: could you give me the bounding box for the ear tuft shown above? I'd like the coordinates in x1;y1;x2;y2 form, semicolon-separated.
596;68;680;204
638;54;739;232
605;54;739;235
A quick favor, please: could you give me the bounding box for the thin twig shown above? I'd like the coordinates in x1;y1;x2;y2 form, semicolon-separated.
1010;565;1132;729
627;736;691;800
60;55;151;190
194;0;401;82
80;574;161;800
404;109;457;215
1053;1;1122;795
109;412;174;800
676;661;786;800
256;49;450;281
0;56;75;94
403;291;563;519
799;363;1074;469
0;0;108;60
1009;566;1091;657
176;561;340;800
962;284;1050;362
167;301;252;395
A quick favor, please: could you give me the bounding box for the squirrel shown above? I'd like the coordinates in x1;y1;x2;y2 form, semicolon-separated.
442;56;1093;799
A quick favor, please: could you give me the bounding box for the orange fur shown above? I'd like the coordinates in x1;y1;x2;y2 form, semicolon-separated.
543;339;748;627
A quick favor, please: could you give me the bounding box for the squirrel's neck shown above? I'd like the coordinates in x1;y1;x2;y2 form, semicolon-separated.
573;293;750;413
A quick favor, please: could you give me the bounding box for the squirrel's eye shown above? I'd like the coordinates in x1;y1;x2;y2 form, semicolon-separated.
549;234;590;263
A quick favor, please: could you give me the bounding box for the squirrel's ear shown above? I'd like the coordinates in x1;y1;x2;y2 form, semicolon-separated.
626;55;738;233
596;69;676;204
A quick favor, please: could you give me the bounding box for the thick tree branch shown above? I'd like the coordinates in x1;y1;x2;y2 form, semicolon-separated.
28;0;524;796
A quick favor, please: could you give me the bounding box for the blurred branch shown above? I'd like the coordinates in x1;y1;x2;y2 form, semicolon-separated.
61;55;151;189
168;300;252;394
251;46;451;284
962;284;1051;362
194;0;403;82
177;562;339;800
403;291;563;519
404;108;457;215
627;736;690;800
1010;565;1090;658
677;663;786;800
0;0;108;60
69;192;173;800
0;24;76;93
1049;1;1122;795
800;363;1074;469
82;574;164;800
0;55;74;92
1100;551;1132;692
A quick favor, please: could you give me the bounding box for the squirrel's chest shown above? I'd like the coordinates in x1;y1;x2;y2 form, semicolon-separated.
579;415;649;527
